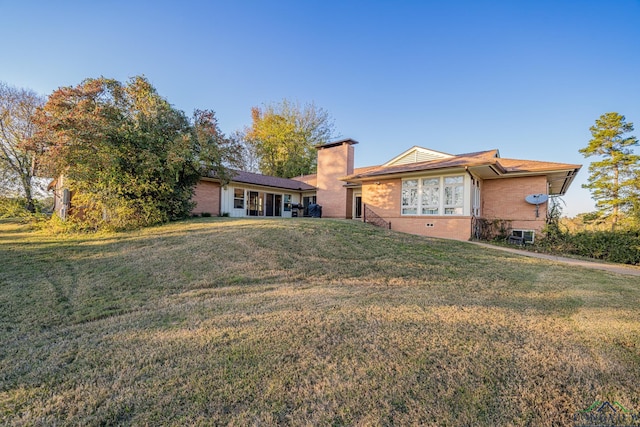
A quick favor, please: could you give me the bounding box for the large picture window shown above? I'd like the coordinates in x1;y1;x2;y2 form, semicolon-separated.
401;175;465;216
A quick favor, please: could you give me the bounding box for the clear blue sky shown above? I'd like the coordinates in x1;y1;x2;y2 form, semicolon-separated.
2;0;639;216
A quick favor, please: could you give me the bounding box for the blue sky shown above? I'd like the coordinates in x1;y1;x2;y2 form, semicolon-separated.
2;0;639;216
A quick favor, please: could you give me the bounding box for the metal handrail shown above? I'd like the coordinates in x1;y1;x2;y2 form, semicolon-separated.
363;204;391;229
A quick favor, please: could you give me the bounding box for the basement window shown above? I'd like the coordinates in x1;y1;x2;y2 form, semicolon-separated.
510;230;535;244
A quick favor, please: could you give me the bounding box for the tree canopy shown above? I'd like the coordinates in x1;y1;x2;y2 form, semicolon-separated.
579;112;639;229
244;100;335;178
33;76;240;230
0;82;44;212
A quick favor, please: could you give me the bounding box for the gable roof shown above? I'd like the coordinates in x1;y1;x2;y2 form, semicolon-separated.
383;146;453;166
342;149;581;195
343;150;503;179
204;169;316;192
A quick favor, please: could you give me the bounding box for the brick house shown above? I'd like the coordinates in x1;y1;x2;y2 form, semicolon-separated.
193;138;581;241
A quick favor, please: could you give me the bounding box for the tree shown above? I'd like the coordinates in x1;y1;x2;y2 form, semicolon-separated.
0;82;44;212
231;130;260;173
34;76;239;229
579;112;639;229
245;99;336;178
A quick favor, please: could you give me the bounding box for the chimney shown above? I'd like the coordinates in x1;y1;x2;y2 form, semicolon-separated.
315;138;358;218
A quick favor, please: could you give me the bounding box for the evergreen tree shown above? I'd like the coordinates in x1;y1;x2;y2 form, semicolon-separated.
579;112;639;229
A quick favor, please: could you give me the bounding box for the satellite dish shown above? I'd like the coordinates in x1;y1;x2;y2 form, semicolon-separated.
525;193;548;218
525;194;548;205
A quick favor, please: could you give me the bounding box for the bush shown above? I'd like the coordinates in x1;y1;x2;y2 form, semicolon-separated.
473;218;512;241
568;230;640;265
535;229;640;265
0;197;52;219
0;197;30;218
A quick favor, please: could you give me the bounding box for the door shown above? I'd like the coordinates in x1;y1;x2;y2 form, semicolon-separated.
248;191;263;216
265;193;274;217
303;196;316;217
354;195;362;219
274;194;282;217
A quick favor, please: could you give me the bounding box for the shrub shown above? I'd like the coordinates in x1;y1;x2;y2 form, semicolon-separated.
0;197;53;219
0;197;30;218
473;218;512;241
568;230;640;265
535;229;640;265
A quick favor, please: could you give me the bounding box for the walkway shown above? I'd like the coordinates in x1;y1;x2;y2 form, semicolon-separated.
469;241;640;277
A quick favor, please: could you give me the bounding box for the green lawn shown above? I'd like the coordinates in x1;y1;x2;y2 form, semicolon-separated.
1;218;639;425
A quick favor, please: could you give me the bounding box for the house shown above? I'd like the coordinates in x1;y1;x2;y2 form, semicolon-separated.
194;138;581;241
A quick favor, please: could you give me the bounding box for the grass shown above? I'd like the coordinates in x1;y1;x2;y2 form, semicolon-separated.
1;217;639;425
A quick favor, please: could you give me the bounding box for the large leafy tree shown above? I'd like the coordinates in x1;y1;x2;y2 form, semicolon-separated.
579;112;639;229
0;82;44;212
34;76;239;229
245;99;335;178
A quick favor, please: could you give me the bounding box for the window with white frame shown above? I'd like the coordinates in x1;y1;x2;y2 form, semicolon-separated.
401;179;419;214
421;178;439;214
233;188;244;209
401;175;465;216
444;176;464;215
472;180;481;217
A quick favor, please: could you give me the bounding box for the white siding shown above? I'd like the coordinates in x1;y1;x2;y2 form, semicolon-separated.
221;186;305;218
385;147;453;166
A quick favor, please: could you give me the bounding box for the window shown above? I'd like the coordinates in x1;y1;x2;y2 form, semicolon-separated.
246;192;284;217
233;188;244;209
401;175;465;216
472;180;480;217
444;176;464;215
283;194;292;211
401;179;418;214
511;230;535;244
421;178;439;215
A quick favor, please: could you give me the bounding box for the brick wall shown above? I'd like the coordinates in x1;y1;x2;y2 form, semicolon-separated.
362;179;401;217
482;176;547;232
316;142;354;218
362;178;472;240
391;217;472;240
192;180;221;216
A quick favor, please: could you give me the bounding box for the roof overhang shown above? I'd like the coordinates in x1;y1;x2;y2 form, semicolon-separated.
341;163;581;196
474;167;581;195
200;176;316;192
